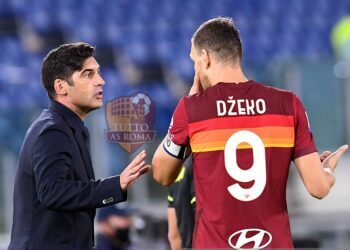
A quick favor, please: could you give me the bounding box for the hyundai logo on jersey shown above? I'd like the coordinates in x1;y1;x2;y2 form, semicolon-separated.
228;228;272;249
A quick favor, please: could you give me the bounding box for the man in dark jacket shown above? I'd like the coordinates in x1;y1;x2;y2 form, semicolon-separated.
9;42;150;250
96;205;135;250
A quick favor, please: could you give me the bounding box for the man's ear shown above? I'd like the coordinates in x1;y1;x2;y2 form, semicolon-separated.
201;49;210;69
54;79;68;96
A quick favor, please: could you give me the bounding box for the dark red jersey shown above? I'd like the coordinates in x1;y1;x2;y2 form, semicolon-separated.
167;81;317;249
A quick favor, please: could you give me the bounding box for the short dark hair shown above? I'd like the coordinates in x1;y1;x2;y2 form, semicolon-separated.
41;42;95;100
192;17;242;64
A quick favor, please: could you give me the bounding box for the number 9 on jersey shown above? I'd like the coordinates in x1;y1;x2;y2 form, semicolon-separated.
224;130;266;202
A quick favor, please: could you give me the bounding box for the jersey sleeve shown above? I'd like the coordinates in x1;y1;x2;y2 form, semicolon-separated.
168;97;189;146
292;94;318;159
164;97;190;159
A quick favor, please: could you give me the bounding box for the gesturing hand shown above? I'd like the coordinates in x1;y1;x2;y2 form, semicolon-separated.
320;150;332;162
120;150;151;191
321;144;349;172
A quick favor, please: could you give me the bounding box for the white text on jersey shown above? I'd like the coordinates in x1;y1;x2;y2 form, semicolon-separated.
216;98;266;116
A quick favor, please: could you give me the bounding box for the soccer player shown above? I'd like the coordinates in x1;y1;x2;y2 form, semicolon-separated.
152;17;348;248
167;159;195;249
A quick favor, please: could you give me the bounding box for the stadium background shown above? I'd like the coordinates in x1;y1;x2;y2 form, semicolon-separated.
0;0;350;248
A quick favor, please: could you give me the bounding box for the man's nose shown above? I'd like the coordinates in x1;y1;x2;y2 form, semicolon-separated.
96;74;105;86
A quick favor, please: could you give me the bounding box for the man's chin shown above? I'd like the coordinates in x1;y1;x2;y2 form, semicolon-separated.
94;99;104;108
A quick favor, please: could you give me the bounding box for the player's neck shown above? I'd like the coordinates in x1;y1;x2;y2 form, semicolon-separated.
210;64;248;86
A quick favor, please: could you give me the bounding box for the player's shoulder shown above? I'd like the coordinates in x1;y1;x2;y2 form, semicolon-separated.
253;81;295;97
253;81;300;107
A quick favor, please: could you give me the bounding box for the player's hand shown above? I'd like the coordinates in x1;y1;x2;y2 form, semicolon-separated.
189;73;204;95
120;150;151;191
321;144;349;172
320;150;332;162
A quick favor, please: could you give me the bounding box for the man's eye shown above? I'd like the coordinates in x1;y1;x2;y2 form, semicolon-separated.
84;72;93;78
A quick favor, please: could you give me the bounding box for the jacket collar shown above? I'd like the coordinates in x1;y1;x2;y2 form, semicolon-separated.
49;100;84;132
48;100;95;180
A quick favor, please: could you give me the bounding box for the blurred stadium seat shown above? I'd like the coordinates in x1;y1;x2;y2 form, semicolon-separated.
0;0;347;101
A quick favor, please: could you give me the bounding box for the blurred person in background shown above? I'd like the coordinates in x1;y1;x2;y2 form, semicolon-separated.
9;42;150;250
331;15;350;61
331;14;350;142
167;158;195;250
153;17;348;248
96;204;135;250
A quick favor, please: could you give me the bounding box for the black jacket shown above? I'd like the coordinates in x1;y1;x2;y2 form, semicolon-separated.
9;101;126;250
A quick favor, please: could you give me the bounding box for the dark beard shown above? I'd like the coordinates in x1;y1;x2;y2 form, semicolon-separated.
200;74;211;90
79;104;99;114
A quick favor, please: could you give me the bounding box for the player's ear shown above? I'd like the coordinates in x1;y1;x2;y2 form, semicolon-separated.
54;79;68;96
201;49;210;69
